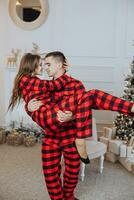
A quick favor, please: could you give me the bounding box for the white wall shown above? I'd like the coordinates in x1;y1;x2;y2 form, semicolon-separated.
0;0;134;127
0;0;8;126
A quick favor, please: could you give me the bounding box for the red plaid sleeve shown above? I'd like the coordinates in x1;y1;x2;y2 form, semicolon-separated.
28;106;48;130
20;73;72;93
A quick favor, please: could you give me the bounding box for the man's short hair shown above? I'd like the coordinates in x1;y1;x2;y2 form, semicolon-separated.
45;51;66;63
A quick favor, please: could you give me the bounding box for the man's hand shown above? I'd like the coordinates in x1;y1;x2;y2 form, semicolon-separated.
57;110;74;122
27;99;43;112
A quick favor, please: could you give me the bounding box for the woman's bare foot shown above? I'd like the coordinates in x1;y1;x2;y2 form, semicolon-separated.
75;138;90;164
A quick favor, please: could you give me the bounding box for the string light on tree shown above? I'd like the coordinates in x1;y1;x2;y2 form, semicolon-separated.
114;57;134;142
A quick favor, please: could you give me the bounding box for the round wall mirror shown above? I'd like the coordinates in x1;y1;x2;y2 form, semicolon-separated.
8;0;49;30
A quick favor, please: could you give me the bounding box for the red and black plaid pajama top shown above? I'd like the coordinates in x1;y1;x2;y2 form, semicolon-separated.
20;73;86;145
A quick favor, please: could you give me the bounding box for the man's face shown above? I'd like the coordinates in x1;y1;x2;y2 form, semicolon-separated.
44;56;63;79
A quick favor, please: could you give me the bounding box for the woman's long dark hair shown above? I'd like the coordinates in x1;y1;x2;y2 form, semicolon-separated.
8;53;40;111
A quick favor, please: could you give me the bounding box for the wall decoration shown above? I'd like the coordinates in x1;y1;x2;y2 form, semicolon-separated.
31;42;40;54
8;0;49;30
7;48;21;68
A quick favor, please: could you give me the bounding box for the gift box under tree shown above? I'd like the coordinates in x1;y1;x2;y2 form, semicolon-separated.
0;128;6;144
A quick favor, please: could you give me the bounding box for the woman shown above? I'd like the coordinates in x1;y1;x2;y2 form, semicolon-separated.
8;53;91;164
8;53;134;164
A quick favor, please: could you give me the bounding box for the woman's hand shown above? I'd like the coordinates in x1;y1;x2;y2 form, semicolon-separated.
27;99;43;112
57;110;74;122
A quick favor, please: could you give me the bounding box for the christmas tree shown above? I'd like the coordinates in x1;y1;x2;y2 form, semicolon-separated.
114;58;134;142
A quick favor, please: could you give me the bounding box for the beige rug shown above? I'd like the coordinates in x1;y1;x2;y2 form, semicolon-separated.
0;144;133;200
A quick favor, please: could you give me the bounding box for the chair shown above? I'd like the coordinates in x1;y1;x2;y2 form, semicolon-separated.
80;118;107;181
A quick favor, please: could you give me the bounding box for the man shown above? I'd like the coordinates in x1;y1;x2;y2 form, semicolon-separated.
27;51;85;200
27;51;134;200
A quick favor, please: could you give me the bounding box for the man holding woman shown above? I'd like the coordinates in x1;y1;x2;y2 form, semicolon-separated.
9;51;134;200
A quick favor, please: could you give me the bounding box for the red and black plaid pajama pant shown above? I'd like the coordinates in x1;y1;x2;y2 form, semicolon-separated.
42;140;80;200
36;89;133;138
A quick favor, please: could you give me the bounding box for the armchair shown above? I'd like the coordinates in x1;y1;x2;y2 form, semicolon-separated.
80;118;107;181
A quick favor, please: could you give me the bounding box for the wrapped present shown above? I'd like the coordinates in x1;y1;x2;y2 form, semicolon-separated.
103;127;116;139
126;146;133;158
119;157;134;173
0;128;6;144
109;139;123;155
23;135;36;147
99;136;109;150
131;163;134;174
104;127;113;139
105;152;118;163
120;144;127;157
7;129;24;146
129;136;134;146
